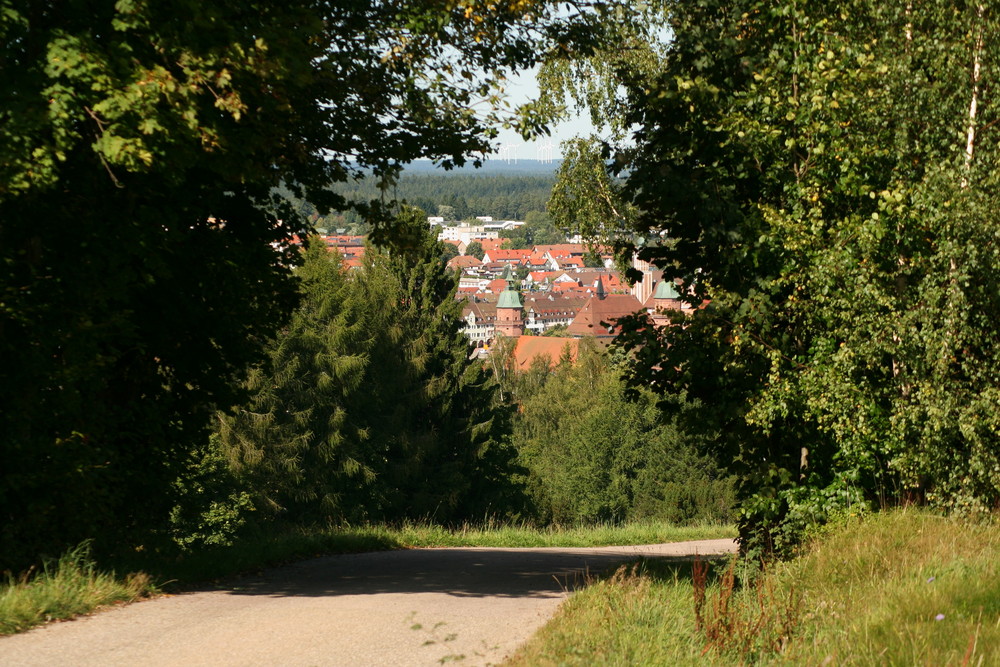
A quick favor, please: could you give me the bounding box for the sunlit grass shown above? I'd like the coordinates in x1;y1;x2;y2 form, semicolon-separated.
0;542;153;636
390;518;734;549
507;509;1000;665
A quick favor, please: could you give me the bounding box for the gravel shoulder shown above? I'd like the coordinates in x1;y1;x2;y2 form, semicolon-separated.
0;539;736;666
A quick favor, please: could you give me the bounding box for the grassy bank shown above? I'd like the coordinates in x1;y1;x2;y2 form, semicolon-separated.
1;519;734;636
507;509;1000;665
0;543;153;635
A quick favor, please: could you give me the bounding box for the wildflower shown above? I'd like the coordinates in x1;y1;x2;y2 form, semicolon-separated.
935;614;945;621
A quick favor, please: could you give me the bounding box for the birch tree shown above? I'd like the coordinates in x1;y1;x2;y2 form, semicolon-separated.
610;0;1000;554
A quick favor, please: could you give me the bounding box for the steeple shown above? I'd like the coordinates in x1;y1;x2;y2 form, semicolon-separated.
495;264;523;337
594;275;607;300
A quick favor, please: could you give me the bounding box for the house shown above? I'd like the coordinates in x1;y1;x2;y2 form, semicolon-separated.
478;238;507;256
322;235;366;260
447;255;483;272
549;255;585;270
460;300;497;345
437;223;499;245
485;278;509;294
524;270;576;287
521;253;551;272
523;294;586;334
534;243;587;259
566;292;644;339
483;248;532;264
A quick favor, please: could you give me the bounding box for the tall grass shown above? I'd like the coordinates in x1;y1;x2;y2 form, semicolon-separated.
507;509;1000;665
0;542;153;635
390;518;733;549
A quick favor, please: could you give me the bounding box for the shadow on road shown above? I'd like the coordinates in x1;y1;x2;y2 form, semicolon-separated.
215;546;730;600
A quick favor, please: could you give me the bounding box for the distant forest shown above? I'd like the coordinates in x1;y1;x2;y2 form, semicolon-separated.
296;172;556;231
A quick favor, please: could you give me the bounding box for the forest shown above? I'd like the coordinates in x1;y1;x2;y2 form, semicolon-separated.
4;0;1000;577
285;173;556;231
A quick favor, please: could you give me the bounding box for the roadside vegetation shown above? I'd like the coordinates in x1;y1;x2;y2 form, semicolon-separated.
0;543;152;636
0;519;732;636
508;510;1000;665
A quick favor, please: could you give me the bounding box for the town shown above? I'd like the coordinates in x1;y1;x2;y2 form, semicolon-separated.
309;214;696;369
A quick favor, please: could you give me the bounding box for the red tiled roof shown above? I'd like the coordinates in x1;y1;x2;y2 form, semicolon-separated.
486;249;532;263
566;294;644;337
534;244;586;257
447;255;483;270
512;336;580;371
486;278;508;294
480;239;506;253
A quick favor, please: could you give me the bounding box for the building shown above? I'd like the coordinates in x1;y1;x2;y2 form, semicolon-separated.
523;294;586;334
565;289;643;339
495;265;524;338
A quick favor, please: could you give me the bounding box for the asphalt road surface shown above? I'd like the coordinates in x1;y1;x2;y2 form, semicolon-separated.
0;539;736;666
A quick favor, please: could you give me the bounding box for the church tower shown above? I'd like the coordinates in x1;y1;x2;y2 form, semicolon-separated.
495;265;523;338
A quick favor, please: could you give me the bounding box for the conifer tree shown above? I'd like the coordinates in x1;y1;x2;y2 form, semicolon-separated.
220;210;520;524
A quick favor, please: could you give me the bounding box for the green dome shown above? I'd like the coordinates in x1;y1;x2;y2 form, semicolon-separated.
654;279;681;300
497;288;522;309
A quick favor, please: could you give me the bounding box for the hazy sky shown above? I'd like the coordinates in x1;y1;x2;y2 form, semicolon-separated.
489;66;596;162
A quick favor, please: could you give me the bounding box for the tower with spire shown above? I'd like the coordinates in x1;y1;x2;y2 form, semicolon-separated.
495;264;523;338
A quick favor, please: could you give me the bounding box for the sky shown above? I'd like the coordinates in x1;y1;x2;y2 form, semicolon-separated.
488;66;596;163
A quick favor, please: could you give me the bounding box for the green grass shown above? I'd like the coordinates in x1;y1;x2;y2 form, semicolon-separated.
1;519;734;635
0;542;153;635
390;518;733;549
506;509;1000;665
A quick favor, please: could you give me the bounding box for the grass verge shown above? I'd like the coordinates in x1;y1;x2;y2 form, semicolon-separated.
0;542;153;636
506;509;1000;665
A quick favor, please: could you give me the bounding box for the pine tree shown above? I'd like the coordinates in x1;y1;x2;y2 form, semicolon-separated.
219;210;521;525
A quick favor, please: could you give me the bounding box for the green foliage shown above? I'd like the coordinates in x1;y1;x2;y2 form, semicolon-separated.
169;435;256;550
549;137;636;253
0;0;591;570
512;342;734;524
439;242;460;262
465;240;485;260
590;0;1000;555
500;210;566;249
218;210;523;525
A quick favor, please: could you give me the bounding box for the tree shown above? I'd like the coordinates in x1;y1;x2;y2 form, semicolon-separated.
220;209;522;524
0;0;595;568
609;0;1000;555
501;210;566;249
440;242;460;262
512;342;733;524
465;240;485;260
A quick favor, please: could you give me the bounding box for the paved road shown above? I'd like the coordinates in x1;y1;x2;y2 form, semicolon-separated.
0;539;736;667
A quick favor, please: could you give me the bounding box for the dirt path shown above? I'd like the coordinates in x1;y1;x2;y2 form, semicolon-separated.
0;539;735;666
